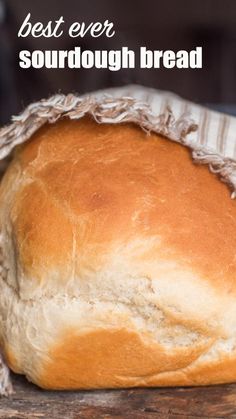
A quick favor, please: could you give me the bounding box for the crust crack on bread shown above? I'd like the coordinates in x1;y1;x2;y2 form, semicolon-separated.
1;117;236;388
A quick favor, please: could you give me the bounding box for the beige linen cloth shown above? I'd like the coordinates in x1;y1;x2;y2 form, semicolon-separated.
0;84;236;395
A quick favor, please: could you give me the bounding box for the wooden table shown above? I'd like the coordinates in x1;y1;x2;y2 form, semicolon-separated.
1;374;236;418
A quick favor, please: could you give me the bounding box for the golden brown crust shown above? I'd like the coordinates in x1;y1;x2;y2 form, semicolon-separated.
8;116;236;293
38;328;213;389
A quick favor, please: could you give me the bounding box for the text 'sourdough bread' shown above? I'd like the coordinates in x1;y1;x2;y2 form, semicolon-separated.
1;116;236;389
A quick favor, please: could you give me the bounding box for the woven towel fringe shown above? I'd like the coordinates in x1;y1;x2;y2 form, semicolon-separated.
0;94;198;159
0;353;13;396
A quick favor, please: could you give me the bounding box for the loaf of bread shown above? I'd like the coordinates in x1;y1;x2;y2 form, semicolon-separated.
0;116;236;389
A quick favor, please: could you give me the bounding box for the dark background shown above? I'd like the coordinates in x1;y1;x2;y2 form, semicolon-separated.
1;0;236;124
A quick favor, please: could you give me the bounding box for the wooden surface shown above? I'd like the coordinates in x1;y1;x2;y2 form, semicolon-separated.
1;374;236;418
